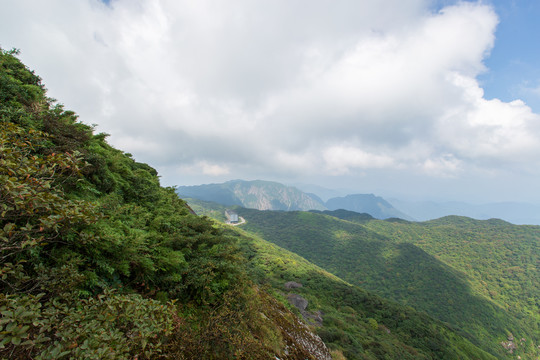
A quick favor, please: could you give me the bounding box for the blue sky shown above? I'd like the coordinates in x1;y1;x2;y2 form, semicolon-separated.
480;0;540;111
2;0;540;203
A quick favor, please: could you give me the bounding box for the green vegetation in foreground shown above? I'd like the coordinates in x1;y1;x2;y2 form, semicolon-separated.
236;208;539;359
225;226;496;360
0;48;329;359
1;47;533;359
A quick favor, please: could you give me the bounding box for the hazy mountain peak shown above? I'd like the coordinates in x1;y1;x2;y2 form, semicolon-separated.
325;193;414;220
177;179;326;211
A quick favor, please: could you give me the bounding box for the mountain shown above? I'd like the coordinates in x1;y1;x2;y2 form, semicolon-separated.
292;183;351;202
7;48;534;359
0;48;335;359
326;194;414;220
235;208;539;359
185;199;498;359
228;226;497;360
177;179;326;211
389;199;540;225
177;181;416;221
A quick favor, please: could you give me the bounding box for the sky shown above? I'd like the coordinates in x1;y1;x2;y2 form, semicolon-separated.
2;0;540;203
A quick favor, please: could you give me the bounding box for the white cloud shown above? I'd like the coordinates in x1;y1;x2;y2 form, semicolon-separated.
437;73;540;163
422;154;463;178
180;161;230;177
2;0;540;201
323;146;395;174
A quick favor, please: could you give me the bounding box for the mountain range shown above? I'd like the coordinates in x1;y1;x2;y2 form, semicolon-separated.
5;48;538;359
179;180;540;225
187;197;539;359
177;180;408;219
177;179;326;211
388;199;540;225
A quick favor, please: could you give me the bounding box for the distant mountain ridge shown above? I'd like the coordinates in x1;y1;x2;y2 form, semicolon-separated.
177;180;326;211
326;194;414;220
177;180;411;219
389;199;540;225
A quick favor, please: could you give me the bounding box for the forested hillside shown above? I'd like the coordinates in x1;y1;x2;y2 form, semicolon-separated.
364;217;539;337
236;208;539;359
0;48;513;359
230;227;496;360
0;48;334;359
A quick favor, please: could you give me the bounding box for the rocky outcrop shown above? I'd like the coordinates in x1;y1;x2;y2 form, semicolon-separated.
176;180;327;211
232;181;326;211
287;294;308;311
501;333;517;354
284;281;303;290
259;291;331;360
285;284;324;328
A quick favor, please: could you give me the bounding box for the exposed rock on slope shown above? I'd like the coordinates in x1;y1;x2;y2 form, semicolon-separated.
177;180;326;211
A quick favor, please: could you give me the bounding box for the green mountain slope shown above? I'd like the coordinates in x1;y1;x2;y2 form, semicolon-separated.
0;48;332;359
179;188;503;358
225;226;497;360
177;180;327;211
235;208;539;358
363;216;539;334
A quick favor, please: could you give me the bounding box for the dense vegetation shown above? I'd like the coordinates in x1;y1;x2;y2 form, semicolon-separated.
235;208;539;359
0;48;332;359
2;48;535;359
364;217;539;345
227;227;496;360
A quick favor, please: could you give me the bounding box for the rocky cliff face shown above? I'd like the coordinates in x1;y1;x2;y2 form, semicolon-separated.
259;290;331;360
177;180;327;211
231;181;326;211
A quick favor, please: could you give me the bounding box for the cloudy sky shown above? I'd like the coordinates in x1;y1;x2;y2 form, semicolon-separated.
2;0;540;203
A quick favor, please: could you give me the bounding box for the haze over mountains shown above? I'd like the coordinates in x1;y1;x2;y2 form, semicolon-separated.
177;180;407;219
4;49;538;359
388;199;540;225
178;179;540;224
184;196;540;359
177;180;326;211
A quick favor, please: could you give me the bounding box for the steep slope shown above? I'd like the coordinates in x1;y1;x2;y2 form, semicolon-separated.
364;216;539;339
326;194;413;220
226;227;496;360
178;199;499;359
177;179;326;211
0;48;329;359
236;208;538;358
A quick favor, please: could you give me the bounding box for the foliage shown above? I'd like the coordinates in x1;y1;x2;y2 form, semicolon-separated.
226;226;496;360
167;283;285;359
0;290;174;359
235;208;539;359
3;46;533;359
1;48;298;359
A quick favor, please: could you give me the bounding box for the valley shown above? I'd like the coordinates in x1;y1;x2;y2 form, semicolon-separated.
186;197;539;359
3;47;538;359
